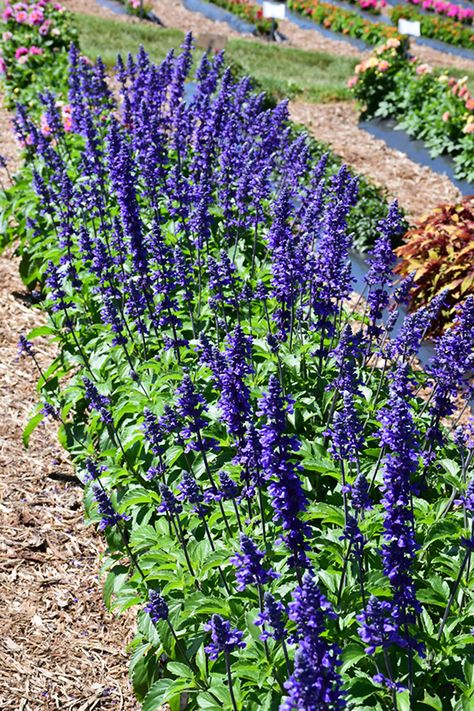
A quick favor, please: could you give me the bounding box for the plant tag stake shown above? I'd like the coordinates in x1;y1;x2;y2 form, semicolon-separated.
263;1;286;19
398;18;421;36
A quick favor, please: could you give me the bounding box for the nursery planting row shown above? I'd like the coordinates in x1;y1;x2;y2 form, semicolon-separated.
408;0;474;27
349;38;474;181
284;0;474;50
4;28;474;711
199;0;474;48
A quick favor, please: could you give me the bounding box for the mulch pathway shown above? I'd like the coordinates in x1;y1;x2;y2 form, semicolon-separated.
0;98;139;709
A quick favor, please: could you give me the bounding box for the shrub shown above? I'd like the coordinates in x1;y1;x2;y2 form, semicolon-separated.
395;197;474;334
350;40;474;181
0;0;77;107
9;38;474;711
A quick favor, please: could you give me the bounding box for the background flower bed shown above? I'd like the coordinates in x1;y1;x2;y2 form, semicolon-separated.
350;38;474;181
287;0;401;44
391;4;474;49
4;34;474;711
0;0;77;108
408;0;474;26
206;0;275;35
288;0;474;49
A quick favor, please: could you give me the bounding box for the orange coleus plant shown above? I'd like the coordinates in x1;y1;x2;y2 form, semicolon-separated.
395;196;474;334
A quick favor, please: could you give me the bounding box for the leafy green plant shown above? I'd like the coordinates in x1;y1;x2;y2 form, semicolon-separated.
395;196;474;334
287;0;401;45
0;0;77;108
350;40;474;181
207;0;276;35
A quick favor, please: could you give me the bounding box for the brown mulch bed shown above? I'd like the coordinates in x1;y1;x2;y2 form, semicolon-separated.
0;248;140;710
290;99;462;223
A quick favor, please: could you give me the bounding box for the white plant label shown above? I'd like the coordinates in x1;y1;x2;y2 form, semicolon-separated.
398;18;421;36
262;1;286;19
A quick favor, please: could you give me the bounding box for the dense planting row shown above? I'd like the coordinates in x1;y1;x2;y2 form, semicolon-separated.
349;38;474;181
392;4;474;49
408;0;474;26
288;0;474;49
7;37;474;711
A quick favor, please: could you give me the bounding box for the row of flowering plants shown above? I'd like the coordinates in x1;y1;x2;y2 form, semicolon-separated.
288;0;474;48
287;0;400;43
349;38;474;181
408;0;474;26
0;0;77;107
6;37;474;711
391;4;474;49
207;0;276;35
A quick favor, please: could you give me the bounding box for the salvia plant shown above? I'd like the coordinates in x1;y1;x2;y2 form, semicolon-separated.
9;36;474;711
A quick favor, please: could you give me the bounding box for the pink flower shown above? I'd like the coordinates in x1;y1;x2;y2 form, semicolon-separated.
0;57;6;74
2;7;14;21
378;60;390;72
416;64;432;75
14;46;28;59
29;46;44;56
39;18;51;34
15;9;28;22
442;111;450;122
28;8;44;24
463;122;474;134
40;113;51;136
347;76;358;88
2;31;13;41
61;104;73;132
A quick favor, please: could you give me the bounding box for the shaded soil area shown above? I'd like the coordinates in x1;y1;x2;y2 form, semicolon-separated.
290;99;462;221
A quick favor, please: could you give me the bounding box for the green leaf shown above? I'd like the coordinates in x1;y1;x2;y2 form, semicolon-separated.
166;661;194;678
422;692;443;711
22;412;44;448
142;678;174;711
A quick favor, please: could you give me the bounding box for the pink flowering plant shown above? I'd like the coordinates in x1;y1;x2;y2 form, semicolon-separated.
350;40;474;181
409;0;474;26
0;0;77;106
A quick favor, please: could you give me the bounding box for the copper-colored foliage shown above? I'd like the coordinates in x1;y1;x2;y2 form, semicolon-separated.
395;196;474;334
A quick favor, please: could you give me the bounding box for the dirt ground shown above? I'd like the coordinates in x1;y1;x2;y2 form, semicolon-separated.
0;96;139;710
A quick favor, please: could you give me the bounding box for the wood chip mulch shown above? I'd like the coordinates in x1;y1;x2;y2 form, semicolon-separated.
0;247;140;711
